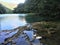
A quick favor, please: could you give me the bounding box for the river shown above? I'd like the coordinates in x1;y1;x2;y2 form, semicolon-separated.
0;14;27;30
0;14;43;45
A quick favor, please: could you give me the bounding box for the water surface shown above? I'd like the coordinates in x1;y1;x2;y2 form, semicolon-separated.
0;14;27;30
0;14;43;45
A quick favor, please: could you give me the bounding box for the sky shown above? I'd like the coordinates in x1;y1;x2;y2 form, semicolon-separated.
0;0;25;10
0;0;25;4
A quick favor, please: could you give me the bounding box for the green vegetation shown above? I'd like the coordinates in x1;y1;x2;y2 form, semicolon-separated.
0;0;60;45
0;0;60;21
5;8;13;14
0;4;6;14
0;4;13;14
13;0;60;21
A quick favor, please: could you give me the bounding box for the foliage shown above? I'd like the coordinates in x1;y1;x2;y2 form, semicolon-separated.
13;3;25;13
13;0;60;21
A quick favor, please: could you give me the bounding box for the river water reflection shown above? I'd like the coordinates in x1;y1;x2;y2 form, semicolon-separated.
0;14;27;30
0;14;43;45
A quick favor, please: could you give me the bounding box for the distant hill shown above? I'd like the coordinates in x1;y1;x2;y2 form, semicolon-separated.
0;1;17;10
4;6;13;13
0;3;13;13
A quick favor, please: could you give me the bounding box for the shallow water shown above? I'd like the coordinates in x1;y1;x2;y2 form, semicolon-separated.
0;30;42;45
0;30;18;43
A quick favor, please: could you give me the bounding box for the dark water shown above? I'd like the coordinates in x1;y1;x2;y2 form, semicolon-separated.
0;14;27;30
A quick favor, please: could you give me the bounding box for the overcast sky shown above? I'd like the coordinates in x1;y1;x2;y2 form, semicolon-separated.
0;0;25;4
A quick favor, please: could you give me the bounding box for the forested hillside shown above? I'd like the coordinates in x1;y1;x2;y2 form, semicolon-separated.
0;4;12;14
0;4;6;14
13;0;60;21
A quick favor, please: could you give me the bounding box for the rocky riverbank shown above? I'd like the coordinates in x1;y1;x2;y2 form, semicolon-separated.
31;21;60;45
0;24;42;45
0;21;60;45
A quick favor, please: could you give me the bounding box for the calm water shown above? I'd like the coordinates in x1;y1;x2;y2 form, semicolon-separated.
0;14;27;30
0;14;43;45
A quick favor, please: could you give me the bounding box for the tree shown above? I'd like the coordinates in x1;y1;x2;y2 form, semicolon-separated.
39;0;60;21
13;3;25;13
13;0;60;21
